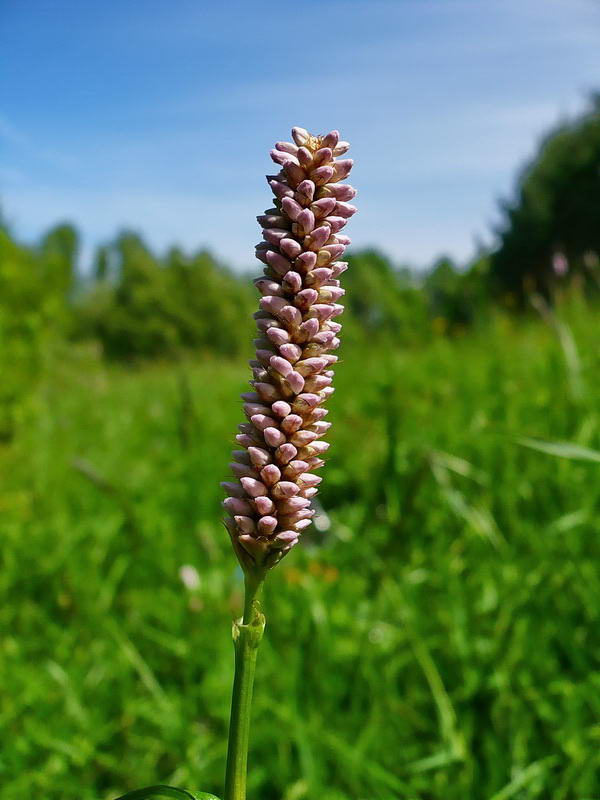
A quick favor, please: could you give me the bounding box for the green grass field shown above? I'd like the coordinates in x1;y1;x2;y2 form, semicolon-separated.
1;299;599;800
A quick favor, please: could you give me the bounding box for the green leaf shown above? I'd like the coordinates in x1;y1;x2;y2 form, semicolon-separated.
114;785;221;800
516;436;600;463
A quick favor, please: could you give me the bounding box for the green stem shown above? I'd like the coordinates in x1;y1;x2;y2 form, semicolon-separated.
224;571;266;800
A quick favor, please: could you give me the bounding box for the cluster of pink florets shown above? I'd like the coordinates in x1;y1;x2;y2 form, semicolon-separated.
223;126;357;571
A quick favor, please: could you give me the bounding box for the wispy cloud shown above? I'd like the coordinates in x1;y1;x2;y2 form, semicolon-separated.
0;115;79;171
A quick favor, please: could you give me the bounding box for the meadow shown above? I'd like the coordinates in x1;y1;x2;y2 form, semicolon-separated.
1;296;599;800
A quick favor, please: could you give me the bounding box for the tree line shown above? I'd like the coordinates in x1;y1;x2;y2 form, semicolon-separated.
1;96;598;438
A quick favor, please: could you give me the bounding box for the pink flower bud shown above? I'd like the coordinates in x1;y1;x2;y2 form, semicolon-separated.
297;208;315;234
318;286;345;302
291;126;310;146
290;430;318;446
223;497;253;515
255;349;275;366
321;130;340;149
307;440;330;454
260;294;287;315
332;140;350;155
272;400;292;417
297;146;313;166
250;413;276;431
260;464;281;486
295;251;317;271
277;497;311;513
311;197;336;218
266;249;292;274
279;343;302;362
325;216;347;233
312;330;335;346
221;480;244;497
275;141;299;155
308;303;335;322
240;477;268;497
295;288;319;311
270;355;293;377
326;183;356;200
254;277;284;295
281;196;303;220
262;228;288;245
306;407;328;422
254;495;275;515
273;531;300;548
234;515;256;533
311;165;335;185
244;402;272;417
254;381;280;401
266;327;289;346
278;305;302;327
308;225;332;251
268;179;293;198
295;357;328;376
299;473;323;488
285;371;305;393
309;421;331;435
292;393;321;412
230;462;257;478
281;414;303;434
257;515;278;535
248;446;271;467
270;149;297;166
280;238;302;259
304;374;331;391
241;389;261;401
313;147;333;167
322;244;346;261
283;161;305;185
334;201;357;218
272;481;300;499
263;427;286;447
305;267;332;287
282;270;302;293
331;159;353;181
275;443;297;464
257;213;287;227
329;265;347;281
298;318;320;339
283;460;309;479
295;179;315;204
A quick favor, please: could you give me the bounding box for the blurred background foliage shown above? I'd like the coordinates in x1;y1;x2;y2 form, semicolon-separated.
0;101;599;800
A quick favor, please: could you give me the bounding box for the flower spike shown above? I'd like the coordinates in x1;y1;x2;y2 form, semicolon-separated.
223;127;357;573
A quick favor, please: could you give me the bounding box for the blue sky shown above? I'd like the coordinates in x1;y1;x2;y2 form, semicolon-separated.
1;0;599;270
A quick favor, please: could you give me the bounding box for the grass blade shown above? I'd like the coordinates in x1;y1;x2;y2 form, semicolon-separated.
114;785;220;800
516;436;600;463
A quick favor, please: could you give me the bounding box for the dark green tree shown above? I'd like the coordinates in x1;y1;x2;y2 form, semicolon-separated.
491;95;600;300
